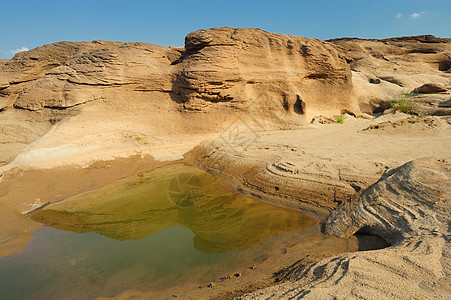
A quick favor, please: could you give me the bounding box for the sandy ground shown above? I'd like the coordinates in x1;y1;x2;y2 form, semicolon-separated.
186;112;450;212
0;112;449;299
182;114;451;299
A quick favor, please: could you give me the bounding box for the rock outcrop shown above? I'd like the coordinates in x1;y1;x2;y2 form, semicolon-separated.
172;28;353;116
1;41;105;109
413;83;448;94
1;30;451;299
323;158;450;243
1;29;450;171
1;41;181;110
1;28;356;120
184;120;451;212
1;29;450;117
0;59;7;69
241;158;451;299
329;35;451;114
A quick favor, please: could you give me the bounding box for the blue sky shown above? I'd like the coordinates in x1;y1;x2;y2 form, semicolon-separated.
1;0;450;59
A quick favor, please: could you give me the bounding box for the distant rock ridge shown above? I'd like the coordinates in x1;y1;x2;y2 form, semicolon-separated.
328;34;451;43
0;41;181;110
1;28;450;119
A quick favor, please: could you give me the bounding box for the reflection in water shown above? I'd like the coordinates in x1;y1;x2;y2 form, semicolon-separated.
0;163;318;299
32;164;316;253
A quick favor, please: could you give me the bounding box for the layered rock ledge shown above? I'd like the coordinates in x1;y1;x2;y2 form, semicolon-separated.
241;158;450;299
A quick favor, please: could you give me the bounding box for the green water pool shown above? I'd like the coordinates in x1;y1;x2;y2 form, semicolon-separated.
0;163;318;299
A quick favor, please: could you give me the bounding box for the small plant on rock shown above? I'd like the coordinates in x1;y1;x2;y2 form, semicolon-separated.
333;114;347;124
390;91;414;113
0;127;8;135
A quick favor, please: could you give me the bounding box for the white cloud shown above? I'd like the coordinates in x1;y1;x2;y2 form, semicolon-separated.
410;12;425;19
396;13;402;19
10;47;29;54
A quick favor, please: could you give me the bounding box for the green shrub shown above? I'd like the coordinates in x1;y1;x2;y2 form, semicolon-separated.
390;91;414;113
333;114;347;124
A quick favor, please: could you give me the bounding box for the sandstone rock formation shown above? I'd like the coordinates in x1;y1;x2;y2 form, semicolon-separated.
185;117;450;212
1;29;450;299
1;28;356;120
362;115;450;132
172;28;353;116
1;41;106;109
0;60;7;69
1;41;181;110
323;158;449;243
1;29;450;173
413;83;448;94
241;158;450;299
329;35;451;114
1;30;450;116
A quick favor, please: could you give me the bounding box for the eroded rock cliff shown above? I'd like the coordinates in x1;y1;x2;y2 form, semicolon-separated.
172;27;353;116
2;29;450;117
1;28;357;119
1;41;181;110
0;29;450;168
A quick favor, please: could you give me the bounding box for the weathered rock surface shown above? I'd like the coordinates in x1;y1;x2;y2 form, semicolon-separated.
324;158;450;243
0;29;450;179
241;158;451;299
0;109;53;166
1;41;106;109
1;29;449;123
413;83;448;94
329;35;451;115
5;41;181;110
0;59;7;69
0;30;450;300
1;30;450;175
185;117;451;212
0;28;353;168
172;28;353;116
1;28;357;120
362;115;450;133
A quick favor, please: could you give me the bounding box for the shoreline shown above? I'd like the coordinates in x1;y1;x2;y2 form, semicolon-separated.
1;113;449;298
0;155;167;258
0;155;359;300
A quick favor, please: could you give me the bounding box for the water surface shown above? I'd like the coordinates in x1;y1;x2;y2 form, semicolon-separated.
0;163;318;299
